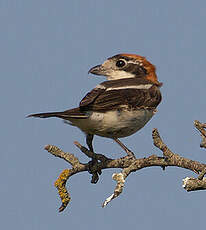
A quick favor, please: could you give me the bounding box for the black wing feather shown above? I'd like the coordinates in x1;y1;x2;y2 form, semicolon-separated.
80;88;105;108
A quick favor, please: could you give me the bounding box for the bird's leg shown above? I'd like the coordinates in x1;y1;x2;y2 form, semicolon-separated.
113;138;135;158
86;134;101;183
86;133;94;153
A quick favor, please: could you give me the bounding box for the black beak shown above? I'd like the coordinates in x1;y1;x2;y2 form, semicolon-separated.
88;64;104;75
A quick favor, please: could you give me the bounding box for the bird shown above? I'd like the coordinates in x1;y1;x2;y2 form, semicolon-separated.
28;53;162;157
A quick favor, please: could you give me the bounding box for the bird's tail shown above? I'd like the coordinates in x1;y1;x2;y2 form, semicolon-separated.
27;111;68;119
27;108;88;120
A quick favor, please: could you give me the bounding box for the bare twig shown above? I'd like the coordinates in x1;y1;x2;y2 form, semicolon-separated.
183;177;206;191
102;173;125;207
45;145;81;167
194;120;206;148
198;168;206;180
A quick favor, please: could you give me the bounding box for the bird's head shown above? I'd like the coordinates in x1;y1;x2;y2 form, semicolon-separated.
89;53;161;86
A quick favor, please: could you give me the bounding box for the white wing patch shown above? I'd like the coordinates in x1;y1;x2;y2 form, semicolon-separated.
95;84;106;89
106;84;152;91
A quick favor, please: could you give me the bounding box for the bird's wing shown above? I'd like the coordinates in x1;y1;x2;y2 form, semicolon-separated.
79;80;162;112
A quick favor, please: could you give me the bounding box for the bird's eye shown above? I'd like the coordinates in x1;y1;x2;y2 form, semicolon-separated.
116;59;126;68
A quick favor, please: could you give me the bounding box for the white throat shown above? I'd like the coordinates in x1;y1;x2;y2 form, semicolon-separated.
107;71;135;80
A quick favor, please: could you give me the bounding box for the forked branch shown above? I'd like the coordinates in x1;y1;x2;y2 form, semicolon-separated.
44;120;206;212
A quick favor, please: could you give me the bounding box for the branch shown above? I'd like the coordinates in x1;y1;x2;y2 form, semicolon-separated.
194;120;206;148
44;120;206;212
183;177;206;191
102;173;125;207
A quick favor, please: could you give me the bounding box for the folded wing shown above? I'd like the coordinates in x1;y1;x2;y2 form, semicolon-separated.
79;79;162;112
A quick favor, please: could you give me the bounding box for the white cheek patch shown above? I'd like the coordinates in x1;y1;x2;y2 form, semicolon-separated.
107;71;135;80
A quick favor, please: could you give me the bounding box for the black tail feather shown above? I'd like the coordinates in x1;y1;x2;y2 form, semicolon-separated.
27;111;69;119
27;108;88;119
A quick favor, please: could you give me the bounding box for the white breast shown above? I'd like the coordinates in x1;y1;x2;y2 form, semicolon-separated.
76;109;155;138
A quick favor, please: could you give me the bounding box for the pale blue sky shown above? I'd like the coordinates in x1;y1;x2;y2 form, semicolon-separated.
1;1;206;229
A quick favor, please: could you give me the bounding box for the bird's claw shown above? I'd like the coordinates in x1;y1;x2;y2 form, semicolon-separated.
87;159;102;183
